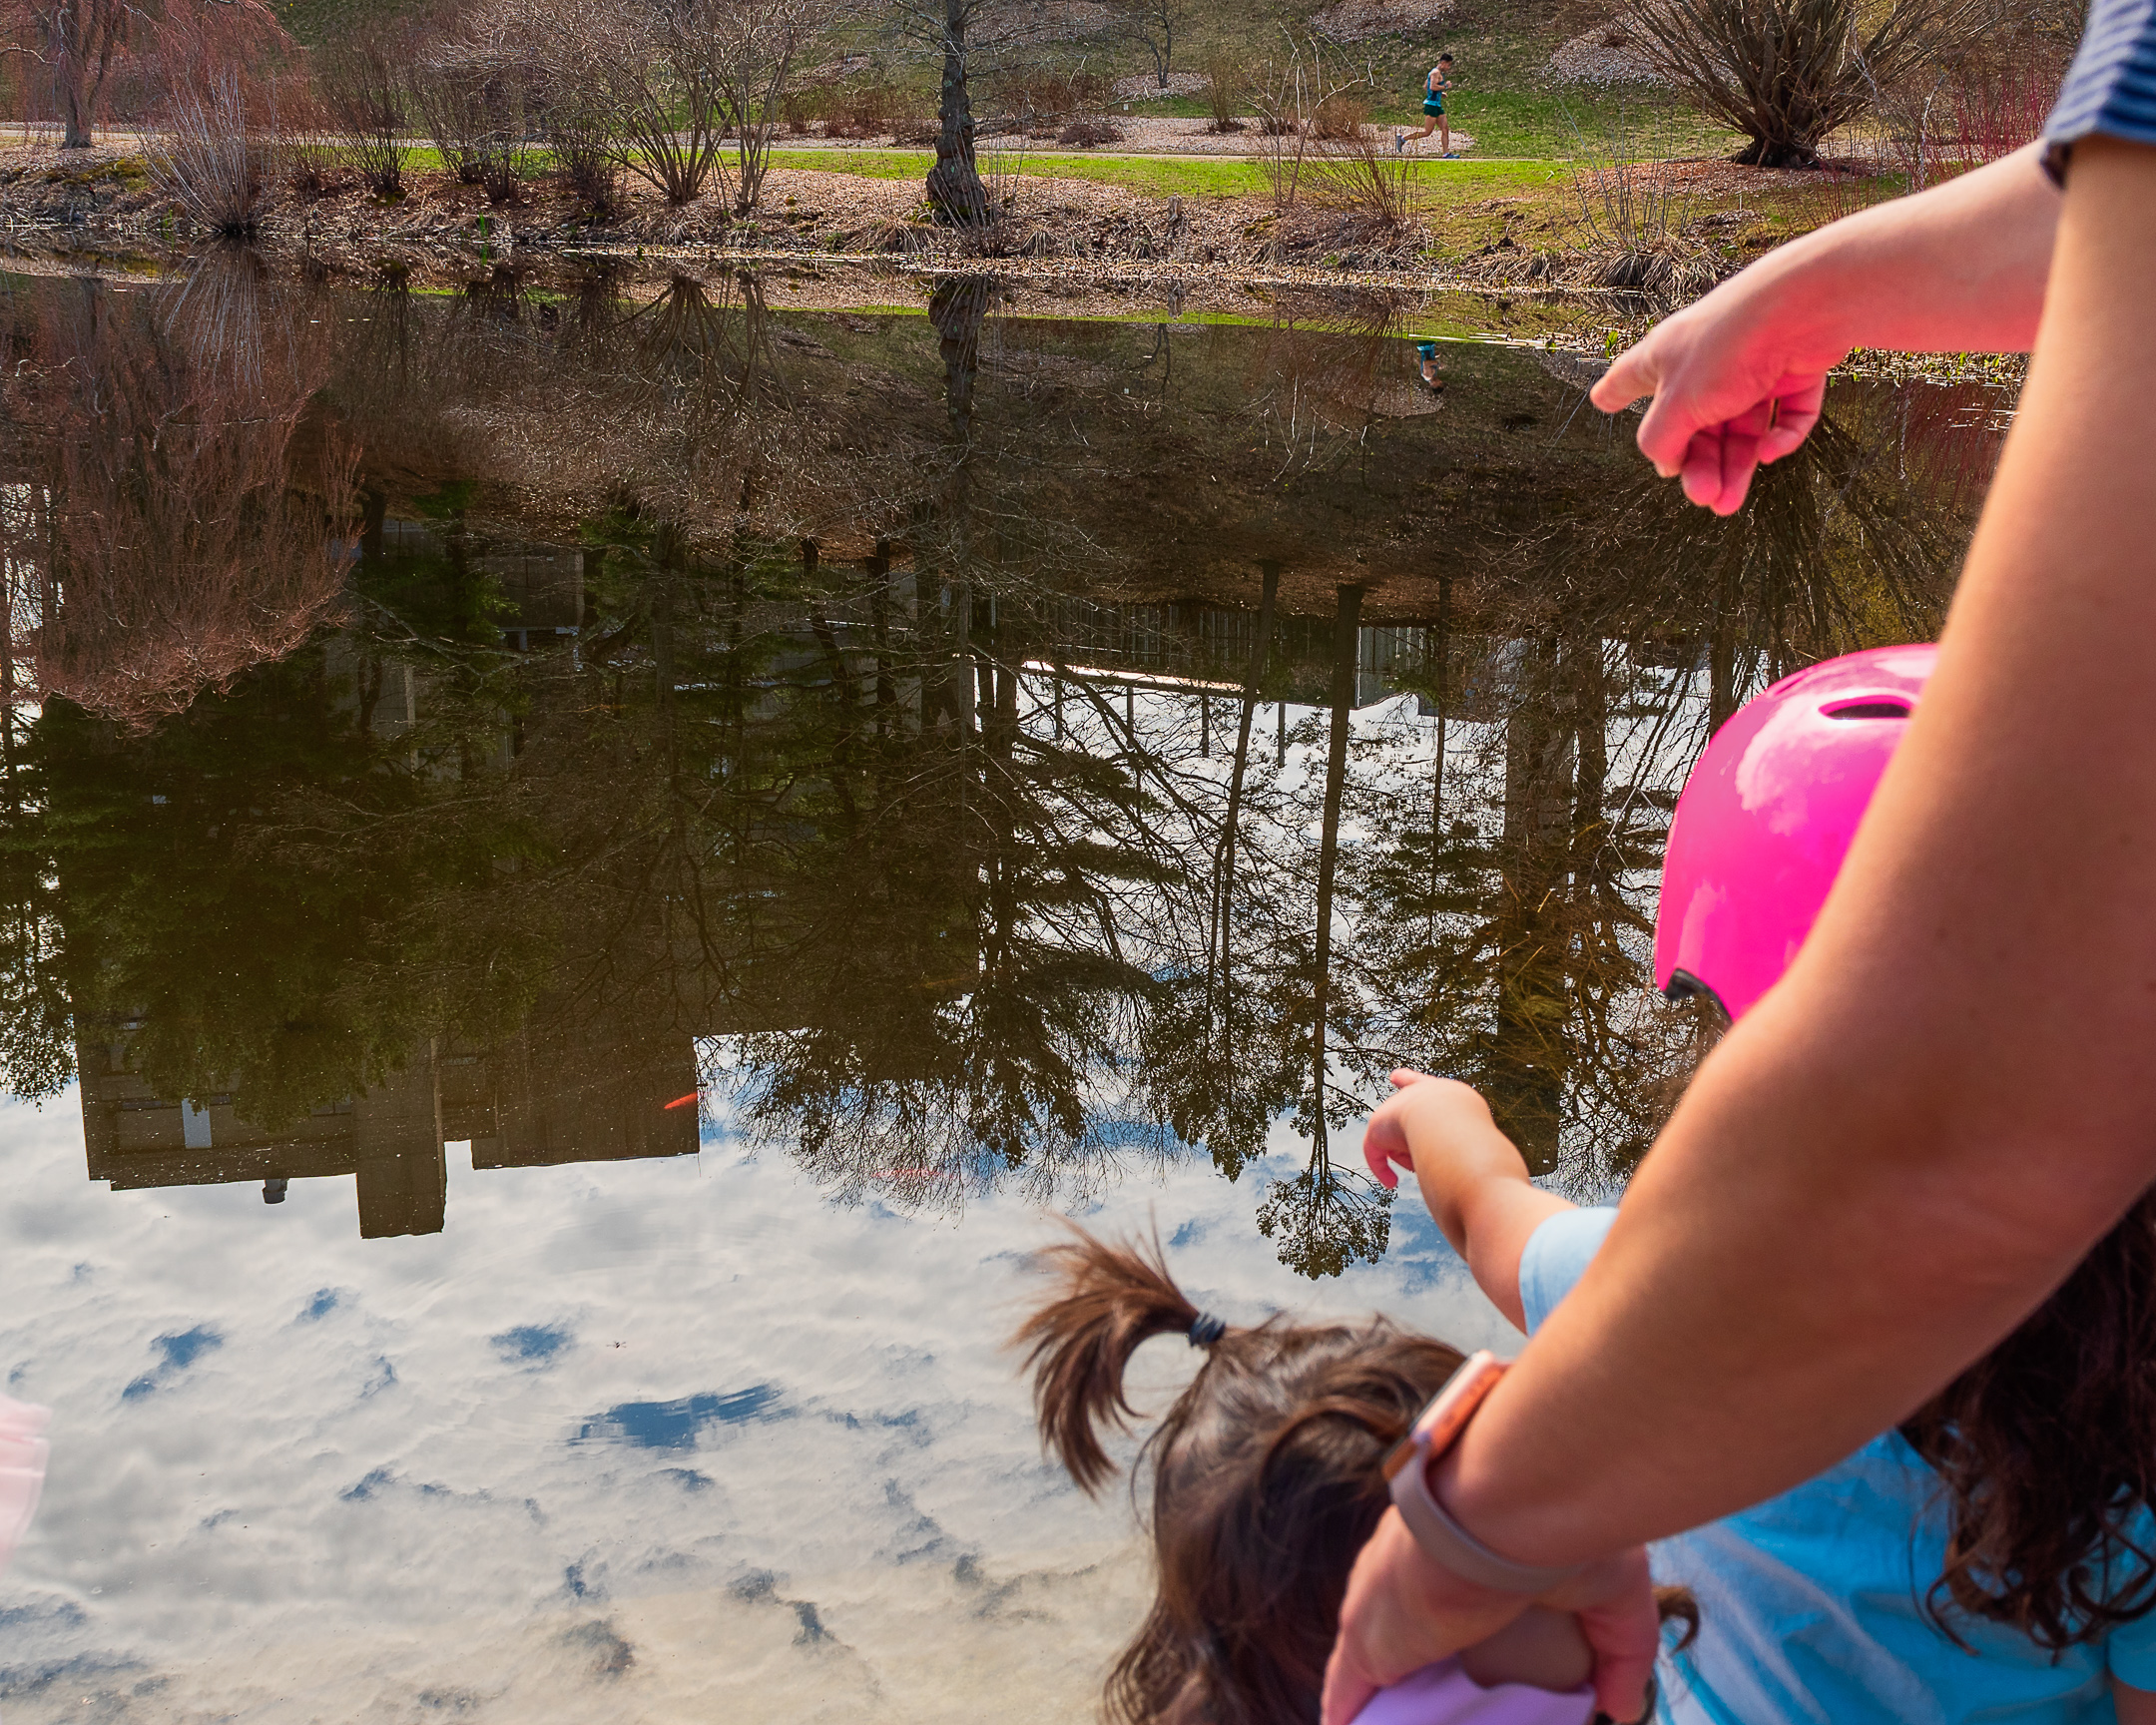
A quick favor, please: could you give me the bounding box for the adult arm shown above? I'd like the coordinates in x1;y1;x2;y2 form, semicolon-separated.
1589;142;2058;514
1325;135;2156;1724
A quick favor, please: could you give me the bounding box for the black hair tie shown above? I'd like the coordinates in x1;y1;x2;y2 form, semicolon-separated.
1188;1313;1228;1350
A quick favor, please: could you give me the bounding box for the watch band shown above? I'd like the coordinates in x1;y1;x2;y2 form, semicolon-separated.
1381;1351;1583;1595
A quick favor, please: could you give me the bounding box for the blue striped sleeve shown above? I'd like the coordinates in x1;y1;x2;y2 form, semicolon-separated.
2044;0;2156;179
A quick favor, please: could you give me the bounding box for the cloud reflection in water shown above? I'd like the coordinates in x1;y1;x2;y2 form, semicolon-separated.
0;1091;1511;1723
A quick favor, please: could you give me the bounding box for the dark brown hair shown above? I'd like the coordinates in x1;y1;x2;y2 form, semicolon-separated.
1900;1186;2156;1650
1016;1226;1691;1725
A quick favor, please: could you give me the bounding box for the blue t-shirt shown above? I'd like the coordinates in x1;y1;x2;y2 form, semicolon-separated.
2044;0;2156;178
1519;1207;2156;1724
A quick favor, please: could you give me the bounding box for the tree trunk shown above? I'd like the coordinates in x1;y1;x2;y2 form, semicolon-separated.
929;274;992;442
1426;571;1450;938
926;0;988;225
52;0;121;150
1309;585;1363;1146
1211;559;1280;1033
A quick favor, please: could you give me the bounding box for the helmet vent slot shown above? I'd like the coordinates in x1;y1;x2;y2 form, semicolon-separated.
1824;700;1911;721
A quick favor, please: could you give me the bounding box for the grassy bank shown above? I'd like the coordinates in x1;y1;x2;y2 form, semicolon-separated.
765;146;1569;201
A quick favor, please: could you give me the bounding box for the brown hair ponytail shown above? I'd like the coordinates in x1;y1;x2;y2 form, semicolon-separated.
1015;1226;1691;1725
1015;1225;1212;1494
1016;1225;1469;1724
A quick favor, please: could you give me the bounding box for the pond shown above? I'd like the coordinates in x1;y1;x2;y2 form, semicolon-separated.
0;254;2008;1720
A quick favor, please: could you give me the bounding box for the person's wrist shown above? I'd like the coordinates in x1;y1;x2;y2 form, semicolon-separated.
1427;1420;1586;1575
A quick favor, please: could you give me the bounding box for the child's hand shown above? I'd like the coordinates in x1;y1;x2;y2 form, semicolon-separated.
1361;1069;1494;1188
1364;1073;1568;1329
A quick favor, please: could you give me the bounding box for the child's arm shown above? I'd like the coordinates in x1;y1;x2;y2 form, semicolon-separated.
1362;1071;1572;1330
2115;1680;2156;1725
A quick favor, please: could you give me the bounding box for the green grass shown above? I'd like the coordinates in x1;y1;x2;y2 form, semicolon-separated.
374;143;560;176
767;147;1566;201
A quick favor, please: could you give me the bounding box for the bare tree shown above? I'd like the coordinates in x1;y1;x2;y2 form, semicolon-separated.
888;0;992;224
709;0;827;216
318;30;410;198
411;37;536;204
1112;0;1190;90
25;0;126;148
8;264;357;731
0;0;287;149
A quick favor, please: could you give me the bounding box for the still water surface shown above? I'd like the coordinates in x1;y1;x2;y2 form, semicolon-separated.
0;256;2006;1718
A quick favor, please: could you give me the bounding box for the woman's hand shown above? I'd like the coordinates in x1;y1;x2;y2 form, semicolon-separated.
1321;1504;1662;1725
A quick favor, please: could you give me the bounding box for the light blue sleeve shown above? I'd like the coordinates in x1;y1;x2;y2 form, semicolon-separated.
1517;1206;1619;1336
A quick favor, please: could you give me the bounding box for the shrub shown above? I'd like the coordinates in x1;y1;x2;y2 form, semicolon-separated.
1057;117;1122;147
816;80;904;137
317;33;408;199
546;99;621;217
1309;93;1366;140
412;52;535;205
996;66;1108;135
470;0;727;207
1304;131;1420;231
148;59;278;238
1876;40;2067;187
273;79;340;200
1625;0;1994;168
1199;47;1245;133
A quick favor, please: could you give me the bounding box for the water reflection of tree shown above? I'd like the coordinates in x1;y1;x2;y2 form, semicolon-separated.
1334;384;1978;1187
0;265;2007;1273
0;258;356;732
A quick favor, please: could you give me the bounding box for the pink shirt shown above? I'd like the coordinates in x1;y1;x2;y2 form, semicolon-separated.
1353;1660;1594;1725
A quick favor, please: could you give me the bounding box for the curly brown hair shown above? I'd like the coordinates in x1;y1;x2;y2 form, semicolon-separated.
1015;1224;1694;1725
1900;1186;2156;1650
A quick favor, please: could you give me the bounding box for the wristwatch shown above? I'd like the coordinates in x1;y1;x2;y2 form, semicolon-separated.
1381;1351;1583;1593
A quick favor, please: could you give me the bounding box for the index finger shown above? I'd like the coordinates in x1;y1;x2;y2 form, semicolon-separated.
1589;338;1660;415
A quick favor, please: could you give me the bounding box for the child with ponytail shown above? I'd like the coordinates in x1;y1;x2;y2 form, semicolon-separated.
1016;1227;1695;1725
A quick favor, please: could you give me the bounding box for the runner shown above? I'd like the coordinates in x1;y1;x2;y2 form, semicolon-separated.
1394;55;1456;158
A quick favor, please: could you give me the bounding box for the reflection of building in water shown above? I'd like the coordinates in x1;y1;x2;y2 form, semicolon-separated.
77;1015;700;1239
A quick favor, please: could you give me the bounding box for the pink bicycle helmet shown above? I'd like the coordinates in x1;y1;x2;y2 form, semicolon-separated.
1655;643;1935;1022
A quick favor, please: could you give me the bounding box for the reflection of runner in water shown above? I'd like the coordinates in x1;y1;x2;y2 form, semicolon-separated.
1415;340;1445;391
1394;55;1456;157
